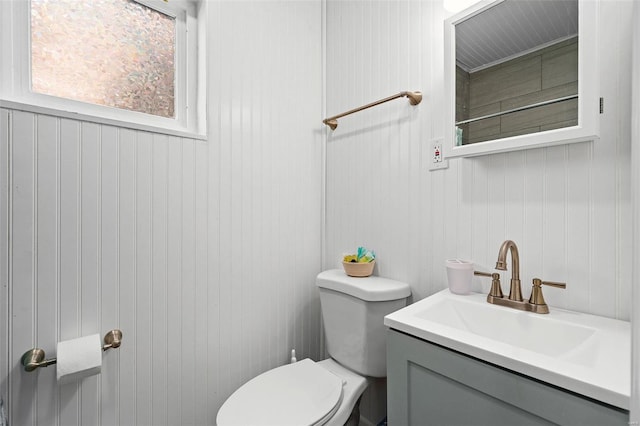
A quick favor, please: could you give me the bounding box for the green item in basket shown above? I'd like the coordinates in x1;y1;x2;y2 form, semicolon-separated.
356;246;375;263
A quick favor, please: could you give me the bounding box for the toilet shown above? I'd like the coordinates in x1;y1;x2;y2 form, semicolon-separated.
216;269;411;426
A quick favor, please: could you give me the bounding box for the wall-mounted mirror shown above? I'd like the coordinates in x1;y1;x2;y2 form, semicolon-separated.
444;0;599;158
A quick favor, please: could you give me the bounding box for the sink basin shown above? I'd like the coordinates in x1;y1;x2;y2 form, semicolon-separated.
415;296;596;358
384;290;630;409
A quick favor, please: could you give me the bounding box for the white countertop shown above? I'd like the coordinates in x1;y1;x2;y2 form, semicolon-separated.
384;289;630;410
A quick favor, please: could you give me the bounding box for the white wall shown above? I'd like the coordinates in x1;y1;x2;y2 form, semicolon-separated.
324;0;632;319
1;0;636;425
630;0;639;422
324;2;632;422
0;1;323;424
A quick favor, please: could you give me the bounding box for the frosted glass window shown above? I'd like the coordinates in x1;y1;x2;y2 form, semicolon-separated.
31;0;176;118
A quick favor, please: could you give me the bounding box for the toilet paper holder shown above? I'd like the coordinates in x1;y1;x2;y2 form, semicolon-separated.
21;329;123;372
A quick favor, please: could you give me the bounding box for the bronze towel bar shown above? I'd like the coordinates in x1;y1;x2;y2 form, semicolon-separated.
323;91;422;130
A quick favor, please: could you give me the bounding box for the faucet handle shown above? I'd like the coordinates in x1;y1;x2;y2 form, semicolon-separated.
474;271;503;299
538;280;566;289
529;278;566;306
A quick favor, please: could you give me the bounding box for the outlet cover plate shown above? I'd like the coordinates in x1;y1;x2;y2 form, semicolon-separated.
428;138;449;171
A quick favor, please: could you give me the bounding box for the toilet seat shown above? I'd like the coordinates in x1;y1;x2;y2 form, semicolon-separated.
216;358;344;426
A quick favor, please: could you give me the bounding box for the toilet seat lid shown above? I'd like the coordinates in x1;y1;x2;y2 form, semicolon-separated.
216;358;344;426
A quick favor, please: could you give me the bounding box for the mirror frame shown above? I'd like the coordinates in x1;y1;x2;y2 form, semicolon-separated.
444;0;599;158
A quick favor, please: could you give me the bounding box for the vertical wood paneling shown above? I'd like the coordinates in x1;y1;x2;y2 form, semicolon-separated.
180;140;196;426
194;140;209;426
11;110;36;426
324;3;632;421
469;159;489;275
543;146;569;306
79;122;100;425
117;128;136;426
630;2;639;421
134;132;152;426
99;125;120;426
165;137;182;426
1;0;634;424
594;3;626;318
503;152;525;260
486;155;506;265
150;133;168;426
325;0;631;319
215;0;234;398
0;109;9;422
35;115;58;425
58;118;81;426
4;3;323;420
566;142;592;312
611;0;633;322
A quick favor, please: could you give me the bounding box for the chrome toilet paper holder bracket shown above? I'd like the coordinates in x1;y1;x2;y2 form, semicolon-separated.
21;329;123;372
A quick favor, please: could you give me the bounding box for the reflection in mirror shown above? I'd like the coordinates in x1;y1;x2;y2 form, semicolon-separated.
454;0;578;146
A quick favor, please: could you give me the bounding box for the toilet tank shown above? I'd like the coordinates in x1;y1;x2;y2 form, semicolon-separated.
316;269;411;378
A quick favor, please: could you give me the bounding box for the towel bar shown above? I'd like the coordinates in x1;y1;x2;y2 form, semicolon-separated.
323;90;422;130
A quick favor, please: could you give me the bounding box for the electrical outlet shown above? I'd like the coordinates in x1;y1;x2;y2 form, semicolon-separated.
428;138;449;171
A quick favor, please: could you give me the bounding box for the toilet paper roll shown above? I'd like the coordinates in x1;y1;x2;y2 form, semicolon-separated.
56;334;102;384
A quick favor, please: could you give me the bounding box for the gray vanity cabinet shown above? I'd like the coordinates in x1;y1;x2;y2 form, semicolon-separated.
386;329;629;426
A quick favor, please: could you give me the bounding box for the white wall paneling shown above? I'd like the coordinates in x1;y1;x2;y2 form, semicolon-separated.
1;1;323;424
2;0;636;425
324;0;633;317
630;0;639;422
323;4;632;420
0;109;10;422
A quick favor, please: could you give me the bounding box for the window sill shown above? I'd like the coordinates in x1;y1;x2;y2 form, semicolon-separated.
0;98;207;141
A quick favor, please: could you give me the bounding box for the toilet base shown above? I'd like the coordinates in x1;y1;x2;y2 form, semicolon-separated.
344;395;362;426
317;359;369;426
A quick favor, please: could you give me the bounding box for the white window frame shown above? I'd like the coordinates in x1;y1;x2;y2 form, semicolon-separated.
0;0;206;139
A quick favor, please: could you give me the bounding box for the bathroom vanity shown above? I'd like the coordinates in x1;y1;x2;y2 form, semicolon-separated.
384;290;630;425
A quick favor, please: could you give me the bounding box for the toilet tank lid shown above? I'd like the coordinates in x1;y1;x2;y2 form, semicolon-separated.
316;269;411;301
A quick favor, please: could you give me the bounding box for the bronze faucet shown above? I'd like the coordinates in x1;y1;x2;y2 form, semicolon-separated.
474;240;566;314
495;240;522;302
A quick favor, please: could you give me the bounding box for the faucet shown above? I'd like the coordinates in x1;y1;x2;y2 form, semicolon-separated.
495;240;522;302
474;240;566;314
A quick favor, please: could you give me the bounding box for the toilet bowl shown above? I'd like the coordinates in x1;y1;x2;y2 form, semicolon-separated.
216;269;411;426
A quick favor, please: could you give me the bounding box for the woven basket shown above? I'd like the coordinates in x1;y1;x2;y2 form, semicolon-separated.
342;260;375;277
